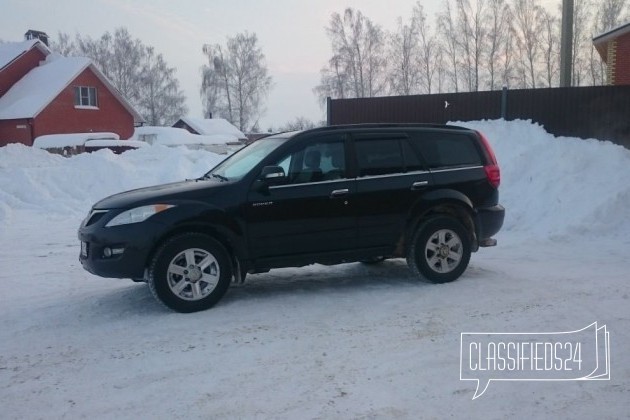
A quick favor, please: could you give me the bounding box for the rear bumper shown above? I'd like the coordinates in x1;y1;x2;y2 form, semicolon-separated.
475;204;505;240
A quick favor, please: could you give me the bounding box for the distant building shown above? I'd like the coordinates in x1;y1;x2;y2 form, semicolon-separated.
173;116;247;141
0;38;143;147
593;22;630;85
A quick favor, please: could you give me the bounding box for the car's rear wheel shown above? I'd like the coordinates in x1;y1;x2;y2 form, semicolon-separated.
148;233;232;312
406;216;471;283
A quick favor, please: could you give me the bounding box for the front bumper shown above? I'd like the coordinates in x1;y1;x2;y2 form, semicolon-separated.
78;220;166;279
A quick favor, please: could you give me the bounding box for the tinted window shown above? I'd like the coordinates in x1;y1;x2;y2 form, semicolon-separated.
401;139;425;172
355;139;404;176
273;135;346;184
411;133;482;169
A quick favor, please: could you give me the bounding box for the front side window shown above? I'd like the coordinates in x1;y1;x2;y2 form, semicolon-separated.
273;135;346;185
74;86;98;107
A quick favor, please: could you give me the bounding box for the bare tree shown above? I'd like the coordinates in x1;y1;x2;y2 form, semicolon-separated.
540;9;560;87
389;15;420;95
486;0;511;89
416;2;439;94
315;8;388;102
201;32;273;132
138;47;187;125
571;0;594;85
455;0;488;92
512;0;544;88
438;0;461;92
51;28;187;126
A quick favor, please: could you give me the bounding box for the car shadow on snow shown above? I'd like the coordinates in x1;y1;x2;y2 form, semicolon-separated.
81;259;492;316
220;259;426;304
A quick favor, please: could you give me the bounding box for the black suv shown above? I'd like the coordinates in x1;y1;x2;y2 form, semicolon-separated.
79;124;504;312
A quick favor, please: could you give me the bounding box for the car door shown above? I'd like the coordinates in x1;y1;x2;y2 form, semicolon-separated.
246;133;356;259
351;131;434;250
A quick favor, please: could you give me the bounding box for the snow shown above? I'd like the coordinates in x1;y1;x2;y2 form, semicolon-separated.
0;119;629;418
179;116;246;140
0;39;43;70
84;139;147;149
0;55;91;119
131;125;239;146
33;132;120;148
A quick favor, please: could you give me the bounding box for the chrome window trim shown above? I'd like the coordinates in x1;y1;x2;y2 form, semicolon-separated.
269;178;350;190
429;165;483;173
267;166;482;189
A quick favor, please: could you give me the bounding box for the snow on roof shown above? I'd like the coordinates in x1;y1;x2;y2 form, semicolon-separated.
0;55;91;120
179;117;246;139
132;126;238;146
0;39;49;71
0;52;144;123
33;132;120;149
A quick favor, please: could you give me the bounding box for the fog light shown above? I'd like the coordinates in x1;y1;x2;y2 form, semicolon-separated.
103;247;112;258
111;247;124;255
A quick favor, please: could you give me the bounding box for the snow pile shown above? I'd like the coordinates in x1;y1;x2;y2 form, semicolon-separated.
33;132;120;148
0;143;224;224
453;119;630;239
131;126;239;146
1;119;630;240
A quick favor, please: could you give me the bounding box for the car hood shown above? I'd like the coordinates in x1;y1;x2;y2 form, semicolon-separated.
94;178;226;209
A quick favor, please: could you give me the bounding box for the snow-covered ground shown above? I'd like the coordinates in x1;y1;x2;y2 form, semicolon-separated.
1;120;629;418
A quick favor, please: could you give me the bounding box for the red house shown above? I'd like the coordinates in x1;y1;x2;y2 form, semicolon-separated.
593;22;630;86
0;39;143;147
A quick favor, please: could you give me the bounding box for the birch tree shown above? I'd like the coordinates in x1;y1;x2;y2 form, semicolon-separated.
201;32;273;132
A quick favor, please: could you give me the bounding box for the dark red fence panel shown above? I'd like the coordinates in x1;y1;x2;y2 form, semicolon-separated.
329;86;630;148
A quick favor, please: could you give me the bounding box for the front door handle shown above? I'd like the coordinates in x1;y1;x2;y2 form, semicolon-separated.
411;181;429;190
330;188;349;198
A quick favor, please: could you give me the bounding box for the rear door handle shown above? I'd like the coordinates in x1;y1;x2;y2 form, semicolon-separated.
330;188;349;198
411;181;429;190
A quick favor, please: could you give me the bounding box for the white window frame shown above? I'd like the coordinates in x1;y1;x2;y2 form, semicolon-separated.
74;86;98;109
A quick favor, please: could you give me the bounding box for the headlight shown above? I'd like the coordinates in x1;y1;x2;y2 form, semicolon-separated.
105;204;175;227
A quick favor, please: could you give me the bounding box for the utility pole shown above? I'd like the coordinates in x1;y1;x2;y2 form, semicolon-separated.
560;0;574;87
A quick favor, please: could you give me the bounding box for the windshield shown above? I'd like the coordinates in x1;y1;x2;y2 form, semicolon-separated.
205;136;288;181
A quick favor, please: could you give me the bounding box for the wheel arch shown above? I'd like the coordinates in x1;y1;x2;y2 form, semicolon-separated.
144;222;248;281
402;189;478;255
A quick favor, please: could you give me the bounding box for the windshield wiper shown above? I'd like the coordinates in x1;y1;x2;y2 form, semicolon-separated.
209;173;228;182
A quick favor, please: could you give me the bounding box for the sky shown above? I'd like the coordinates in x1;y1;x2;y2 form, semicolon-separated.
1;0;559;130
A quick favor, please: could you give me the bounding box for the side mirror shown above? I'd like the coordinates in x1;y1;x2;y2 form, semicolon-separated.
260;165;286;184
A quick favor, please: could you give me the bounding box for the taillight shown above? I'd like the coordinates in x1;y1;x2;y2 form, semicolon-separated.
476;131;500;188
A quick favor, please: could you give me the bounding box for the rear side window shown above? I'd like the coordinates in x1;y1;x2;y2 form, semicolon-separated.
355;138;404;176
410;132;482;169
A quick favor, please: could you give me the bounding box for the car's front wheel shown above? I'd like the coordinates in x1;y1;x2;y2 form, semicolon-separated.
406;216;471;283
148;233;232;312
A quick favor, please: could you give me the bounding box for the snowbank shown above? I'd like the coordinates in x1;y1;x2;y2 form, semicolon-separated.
0;143;225;224
452;119;630;239
131;126;239;146
2;119;630;240
33;132;120;148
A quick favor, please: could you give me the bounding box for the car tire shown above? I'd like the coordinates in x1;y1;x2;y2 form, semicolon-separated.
406;216;471;283
148;233;232;313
